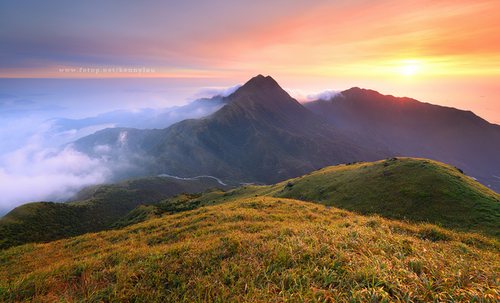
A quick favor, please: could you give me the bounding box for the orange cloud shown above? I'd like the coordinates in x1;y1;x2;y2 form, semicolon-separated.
175;0;500;78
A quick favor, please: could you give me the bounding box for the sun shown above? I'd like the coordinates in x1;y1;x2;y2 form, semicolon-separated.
399;60;422;76
401;64;420;76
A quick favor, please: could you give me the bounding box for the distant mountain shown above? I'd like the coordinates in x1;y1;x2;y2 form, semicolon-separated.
72;75;394;184
304;87;500;193
49;108;158;131
49;95;228;132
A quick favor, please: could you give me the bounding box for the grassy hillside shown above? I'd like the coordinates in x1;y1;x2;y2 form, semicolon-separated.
3;157;498;252
271;157;500;237
1;197;499;302
0;176;230;250
134;158;500;238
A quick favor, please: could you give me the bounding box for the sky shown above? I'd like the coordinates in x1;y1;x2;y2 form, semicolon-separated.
0;0;499;214
1;0;499;121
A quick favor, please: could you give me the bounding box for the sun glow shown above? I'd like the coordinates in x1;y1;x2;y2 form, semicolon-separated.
398;60;423;77
401;64;420;76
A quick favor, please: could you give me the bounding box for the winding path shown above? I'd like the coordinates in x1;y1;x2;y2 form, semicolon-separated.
158;174;227;186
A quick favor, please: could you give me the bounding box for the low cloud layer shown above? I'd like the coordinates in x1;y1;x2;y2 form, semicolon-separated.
306;89;343;101
0;118;133;217
187;84;242;101
0;78;243;217
285;88;343;102
0;144;111;217
284;88;309;101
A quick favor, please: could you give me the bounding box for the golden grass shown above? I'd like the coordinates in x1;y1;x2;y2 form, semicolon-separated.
1;197;499;302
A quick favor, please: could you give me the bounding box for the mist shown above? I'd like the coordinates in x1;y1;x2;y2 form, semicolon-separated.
0;107;118;216
0;114;148;217
0;77;348;217
0;143;111;217
0;79;240;217
306;89;343;101
187;84;242;101
284;88;342;102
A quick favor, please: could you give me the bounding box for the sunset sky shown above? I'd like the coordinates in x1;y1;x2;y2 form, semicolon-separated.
1;0;500;123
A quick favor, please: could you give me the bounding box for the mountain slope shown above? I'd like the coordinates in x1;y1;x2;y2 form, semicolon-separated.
146;75;393;183
147;158;500;238
2;156;499;252
1;197;499;302
72;75;394;184
0;176;230;249
304;88;500;192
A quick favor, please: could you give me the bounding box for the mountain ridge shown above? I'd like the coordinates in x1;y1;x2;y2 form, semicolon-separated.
304;87;500;192
72;75;394;185
49;95;229;132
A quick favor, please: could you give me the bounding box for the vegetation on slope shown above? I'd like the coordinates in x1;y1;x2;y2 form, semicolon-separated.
271;157;500;237
134;158;500;238
0;177;230;250
3;157;499;252
1;198;499;302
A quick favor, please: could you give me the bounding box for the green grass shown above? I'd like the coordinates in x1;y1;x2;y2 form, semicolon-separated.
0;176;232;250
273;158;500;236
169;157;500;238
1;197;499;302
3;157;499;252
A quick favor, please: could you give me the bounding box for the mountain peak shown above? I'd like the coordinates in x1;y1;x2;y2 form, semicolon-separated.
219;75;309;120
237;74;283;95
245;74;279;86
